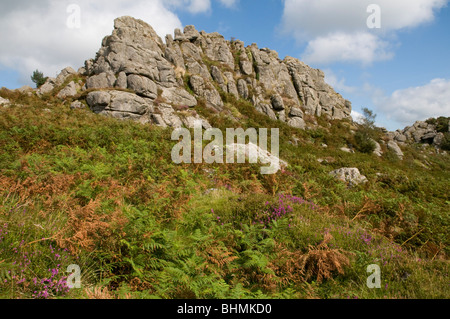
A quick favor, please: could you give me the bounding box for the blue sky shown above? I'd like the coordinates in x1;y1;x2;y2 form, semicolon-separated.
1;0;449;131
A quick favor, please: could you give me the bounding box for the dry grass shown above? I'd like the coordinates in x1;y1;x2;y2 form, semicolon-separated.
299;233;351;283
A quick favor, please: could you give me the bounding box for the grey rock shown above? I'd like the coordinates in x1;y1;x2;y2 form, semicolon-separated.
16;85;33;94
210;66;227;91
433;133;445;146
36;78;56;96
115;72;128;89
174;28;187;41
183;25;201;41
127;74;158;99
86;91;111;112
271;94;285;111
55;67;77;86
70;101;85;109
340;147;354;153
161;87;197;107
86;72;116;89
371;139;383;157
0;97;11;106
108;91;152;115
256;103;277;121
182;115;211;129
287;117;306;130
153;103;183;128
224;72;239;98
189;75;223;110
57;81;78;99
240;60;253;75
329;168;368;185
181;42;203;61
289;107;304;118
387;141;404;160
237;79;249;99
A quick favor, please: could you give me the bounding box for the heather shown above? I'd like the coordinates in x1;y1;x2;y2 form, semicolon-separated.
0;89;449;299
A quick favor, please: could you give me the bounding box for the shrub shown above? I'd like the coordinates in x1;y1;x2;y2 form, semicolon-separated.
31;70;47;88
441;132;450;151
354;131;376;153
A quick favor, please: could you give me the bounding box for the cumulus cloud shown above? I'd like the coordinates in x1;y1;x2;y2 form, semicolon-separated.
303;32;393;65
166;0;211;14
0;0;184;86
281;0;448;64
322;68;356;94
374;78;450;126
351;110;365;124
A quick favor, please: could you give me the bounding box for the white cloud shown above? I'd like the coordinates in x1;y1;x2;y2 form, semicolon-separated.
0;0;184;86
374;78;450;126
303;32;393;65
351;110;365;124
187;0;211;14
281;0;448;64
322;68;356;94
217;0;238;8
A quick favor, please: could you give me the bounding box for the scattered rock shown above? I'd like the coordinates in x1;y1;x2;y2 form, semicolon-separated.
329;168;368;185
70;101;85;109
340;147;354;153
387;141;404;160
287;117;306;130
0;97;11;106
16;85;33;94
371;139;383;157
36;78;56;96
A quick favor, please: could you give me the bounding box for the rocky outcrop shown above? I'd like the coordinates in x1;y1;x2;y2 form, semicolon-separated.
74;16;352;128
386;118;449;149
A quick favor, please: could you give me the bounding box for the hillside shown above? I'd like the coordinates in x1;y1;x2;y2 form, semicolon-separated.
0;16;449;299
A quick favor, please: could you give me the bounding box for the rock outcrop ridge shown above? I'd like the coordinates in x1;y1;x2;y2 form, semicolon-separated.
71;16;352;128
386;119;449;149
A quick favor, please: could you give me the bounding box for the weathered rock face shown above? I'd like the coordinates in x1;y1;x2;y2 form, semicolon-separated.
386;118;450;149
77;16;352;128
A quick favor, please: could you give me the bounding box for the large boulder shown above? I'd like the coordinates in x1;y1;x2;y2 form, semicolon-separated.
86;72;116;89
127;74;158;99
287;117;306;130
86;90;152;118
161;87;197;107
57;81;78;99
36;78;56;96
55;67;77;86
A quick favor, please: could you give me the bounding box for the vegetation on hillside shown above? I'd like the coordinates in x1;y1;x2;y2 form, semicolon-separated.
0;85;448;299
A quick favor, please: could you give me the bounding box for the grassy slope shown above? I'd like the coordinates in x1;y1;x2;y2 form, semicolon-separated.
0;87;449;299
